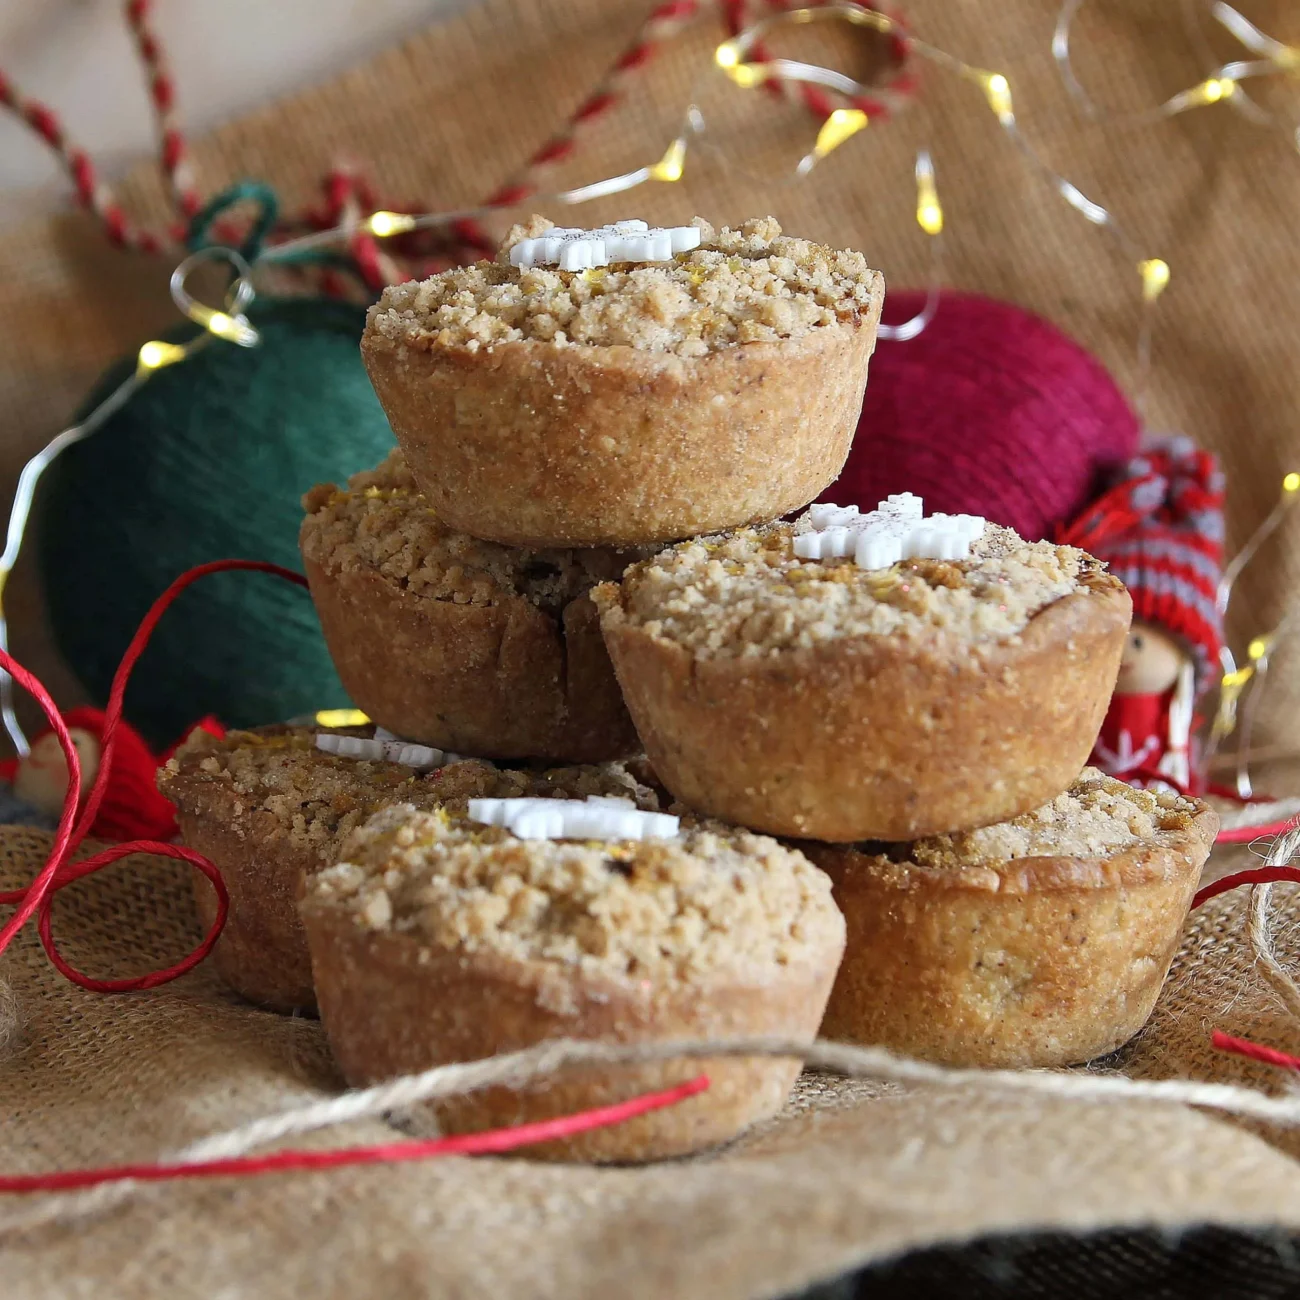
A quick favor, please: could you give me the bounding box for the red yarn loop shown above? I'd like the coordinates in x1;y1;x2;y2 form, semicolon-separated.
35;840;228;993
0;559;309;992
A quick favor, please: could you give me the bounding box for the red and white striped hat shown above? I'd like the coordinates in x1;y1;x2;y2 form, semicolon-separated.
1060;435;1226;695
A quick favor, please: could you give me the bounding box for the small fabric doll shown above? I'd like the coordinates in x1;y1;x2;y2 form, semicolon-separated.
0;708;223;840
1059;436;1226;793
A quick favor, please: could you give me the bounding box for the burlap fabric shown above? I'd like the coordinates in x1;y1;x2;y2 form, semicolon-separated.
0;0;1297;754
0;824;1298;1297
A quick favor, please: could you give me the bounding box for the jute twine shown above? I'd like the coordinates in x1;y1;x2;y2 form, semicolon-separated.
1247;826;1300;1020
8;1031;1300;1239
0;968;17;1056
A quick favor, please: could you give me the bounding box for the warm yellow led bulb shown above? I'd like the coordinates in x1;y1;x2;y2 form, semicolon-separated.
814;108;868;159
982;72;1014;123
914;152;943;235
136;340;188;371
731;62;769;89
715;40;740;69
1198;77;1237;104
1284;471;1300;493
1138;258;1170;302
195;308;259;347
917;203;943;236
368;210;416;238
315;708;371;727
1248;638;1269;661
650;137;687;183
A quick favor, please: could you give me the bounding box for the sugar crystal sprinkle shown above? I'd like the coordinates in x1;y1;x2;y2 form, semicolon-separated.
315;731;475;771
468;795;680;842
794;495;987;569
508;220;702;271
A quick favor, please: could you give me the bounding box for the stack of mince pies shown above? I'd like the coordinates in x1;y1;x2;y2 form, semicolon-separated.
160;215;1217;1164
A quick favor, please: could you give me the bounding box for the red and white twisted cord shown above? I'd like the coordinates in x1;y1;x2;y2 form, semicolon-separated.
721;0;916;121
123;0;202;221
0;0;918;284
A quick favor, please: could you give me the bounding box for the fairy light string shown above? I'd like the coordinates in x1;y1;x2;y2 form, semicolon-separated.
267;3;1167;355
1227;606;1300;799
0;245;255;754
1205;471;1300;770
0;1;1138;754
1055;0;1300;149
1051;0;1300;770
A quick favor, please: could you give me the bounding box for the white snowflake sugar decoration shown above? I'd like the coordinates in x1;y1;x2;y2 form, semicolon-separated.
314;727;476;772
792;494;987;570
467;794;680;843
508;219;702;272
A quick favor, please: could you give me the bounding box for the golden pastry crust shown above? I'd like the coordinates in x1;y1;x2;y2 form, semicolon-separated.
595;536;1133;841
360;217;885;546
803;770;1219;1068
300;451;642;762
300;799;844;1161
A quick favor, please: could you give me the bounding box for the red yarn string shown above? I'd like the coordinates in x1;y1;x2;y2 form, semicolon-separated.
1214;819;1300;845
1191;827;1300;1070
1192;865;1300;910
0;560;308;992
74;560;307;845
1211;1030;1300;1073
0;1075;710;1194
0;657;84;943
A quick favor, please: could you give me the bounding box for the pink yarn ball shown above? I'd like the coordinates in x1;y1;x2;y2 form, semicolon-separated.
828;290;1140;540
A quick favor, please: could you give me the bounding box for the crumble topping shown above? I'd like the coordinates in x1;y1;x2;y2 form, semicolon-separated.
858;769;1202;868
159;725;652;862
597;518;1118;655
301;449;646;612
364;216;882;357
306;798;843;982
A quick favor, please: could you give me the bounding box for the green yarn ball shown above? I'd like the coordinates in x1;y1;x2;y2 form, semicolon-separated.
38;296;395;747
